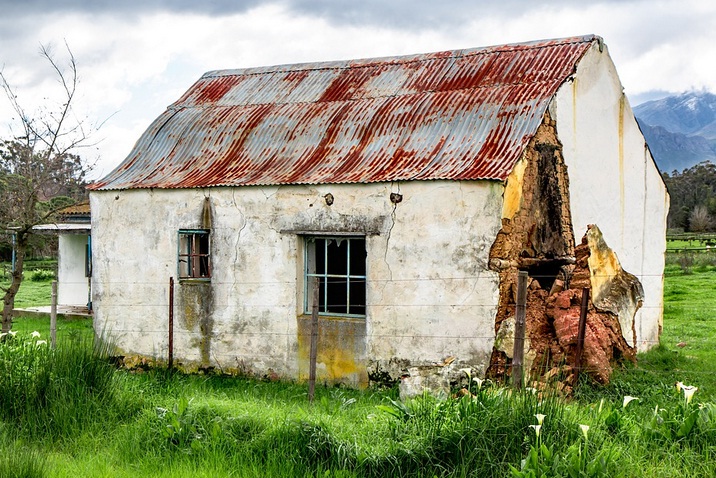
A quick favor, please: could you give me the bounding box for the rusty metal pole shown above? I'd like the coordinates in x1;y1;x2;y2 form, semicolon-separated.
512;271;528;389
50;280;57;349
168;277;174;369
574;287;590;383
308;278;320;403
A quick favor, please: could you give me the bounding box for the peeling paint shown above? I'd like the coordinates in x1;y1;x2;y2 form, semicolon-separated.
586;224;643;348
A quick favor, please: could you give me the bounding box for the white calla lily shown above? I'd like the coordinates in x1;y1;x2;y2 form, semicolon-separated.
623;396;639;408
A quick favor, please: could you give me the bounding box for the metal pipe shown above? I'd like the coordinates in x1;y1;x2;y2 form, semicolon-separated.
169;277;174;369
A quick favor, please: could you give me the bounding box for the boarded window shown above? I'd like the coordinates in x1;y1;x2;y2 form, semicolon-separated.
178;230;211;279
305;236;366;317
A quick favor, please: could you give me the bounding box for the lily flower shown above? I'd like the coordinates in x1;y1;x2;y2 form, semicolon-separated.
676;381;684;392
535;414;546;425
459;368;472;381
623;396;639;409
682;385;698;404
472;377;484;389
579;424;590;440
31;331;41;338
529;424;542;439
9;330;17;337
36;340;47;346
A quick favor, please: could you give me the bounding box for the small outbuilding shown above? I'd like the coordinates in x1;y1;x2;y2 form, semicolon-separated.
88;35;668;387
32;201;92;312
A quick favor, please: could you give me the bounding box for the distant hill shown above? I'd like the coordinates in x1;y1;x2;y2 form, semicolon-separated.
634;92;716;173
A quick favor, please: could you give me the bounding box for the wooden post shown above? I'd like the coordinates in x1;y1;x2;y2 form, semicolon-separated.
168;277;174;369
308;278;320;403
512;271;528;389
50;280;57;349
574;287;590;383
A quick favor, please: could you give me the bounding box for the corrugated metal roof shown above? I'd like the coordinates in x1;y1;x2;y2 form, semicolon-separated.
89;35;598;191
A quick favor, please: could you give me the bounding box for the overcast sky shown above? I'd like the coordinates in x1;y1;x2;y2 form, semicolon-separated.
1;0;714;178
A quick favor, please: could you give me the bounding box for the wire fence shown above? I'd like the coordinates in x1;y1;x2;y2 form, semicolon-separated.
9;270;714;382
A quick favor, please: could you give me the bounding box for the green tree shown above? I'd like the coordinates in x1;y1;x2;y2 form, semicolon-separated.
1;43;92;333
663;162;716;231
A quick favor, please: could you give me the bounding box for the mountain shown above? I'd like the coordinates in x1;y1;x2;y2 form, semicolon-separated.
633;91;716;173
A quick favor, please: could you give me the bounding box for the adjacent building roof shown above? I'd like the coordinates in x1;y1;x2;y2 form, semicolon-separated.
90;35;599;191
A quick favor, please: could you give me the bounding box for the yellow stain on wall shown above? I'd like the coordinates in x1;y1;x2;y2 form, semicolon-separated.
296;315;368;388
586;225;622;297
619;95;626;244
502;155;527;219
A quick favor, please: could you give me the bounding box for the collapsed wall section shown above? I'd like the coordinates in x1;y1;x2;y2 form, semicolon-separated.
487;112;641;390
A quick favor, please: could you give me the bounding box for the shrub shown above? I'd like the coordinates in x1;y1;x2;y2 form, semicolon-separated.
28;269;55;282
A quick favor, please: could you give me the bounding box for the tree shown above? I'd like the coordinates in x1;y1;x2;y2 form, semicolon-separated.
1;43;92;333
689;205;712;232
663;162;716;232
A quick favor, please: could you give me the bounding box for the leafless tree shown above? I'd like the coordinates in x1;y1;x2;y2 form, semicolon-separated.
689;205;712;233
1;43;93;333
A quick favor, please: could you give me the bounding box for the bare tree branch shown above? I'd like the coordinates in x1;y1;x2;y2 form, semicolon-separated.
1;41;94;333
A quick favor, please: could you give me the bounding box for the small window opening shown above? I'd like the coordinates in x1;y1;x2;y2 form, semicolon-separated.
305;236;366;317
525;261;563;291
178;230;211;279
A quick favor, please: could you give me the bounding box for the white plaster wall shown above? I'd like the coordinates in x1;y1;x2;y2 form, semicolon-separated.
57;234;90;306
90;180;503;377
550;41;669;351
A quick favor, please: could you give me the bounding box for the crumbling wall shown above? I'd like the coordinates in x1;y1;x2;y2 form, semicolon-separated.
487;112;640;390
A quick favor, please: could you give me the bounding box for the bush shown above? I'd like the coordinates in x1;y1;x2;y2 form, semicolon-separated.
28;269;55;282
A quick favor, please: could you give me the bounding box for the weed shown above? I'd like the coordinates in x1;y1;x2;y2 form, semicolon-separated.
29;269;55;282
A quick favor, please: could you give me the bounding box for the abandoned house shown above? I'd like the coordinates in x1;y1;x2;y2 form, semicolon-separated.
88;35;668;388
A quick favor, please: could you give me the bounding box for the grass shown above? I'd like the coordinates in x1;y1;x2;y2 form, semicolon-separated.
1;274;93;340
2;259;716;476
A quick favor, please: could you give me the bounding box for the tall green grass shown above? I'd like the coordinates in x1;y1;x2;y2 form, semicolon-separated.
0;331;130;442
2;261;716;476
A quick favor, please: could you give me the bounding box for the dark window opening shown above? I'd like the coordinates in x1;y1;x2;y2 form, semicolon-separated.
305;236;366;317
525;261;564;291
178;230;211;279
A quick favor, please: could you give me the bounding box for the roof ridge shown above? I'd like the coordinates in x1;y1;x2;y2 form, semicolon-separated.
200;35;597;80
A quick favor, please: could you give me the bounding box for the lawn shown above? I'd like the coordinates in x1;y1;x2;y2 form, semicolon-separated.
1;264;716;477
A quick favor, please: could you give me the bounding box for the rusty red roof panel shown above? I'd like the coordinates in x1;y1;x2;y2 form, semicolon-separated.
89;35;597;190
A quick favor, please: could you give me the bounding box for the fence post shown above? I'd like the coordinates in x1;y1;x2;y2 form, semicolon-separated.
512;271;528;389
308;278;320;403
168;277;174;369
50;280;57;349
574;287;590;383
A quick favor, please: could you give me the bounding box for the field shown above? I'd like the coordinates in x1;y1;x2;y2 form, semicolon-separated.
2;254;716;477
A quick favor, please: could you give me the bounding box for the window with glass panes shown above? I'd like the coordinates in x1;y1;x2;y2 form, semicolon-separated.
178;230;211;279
304;236;366;317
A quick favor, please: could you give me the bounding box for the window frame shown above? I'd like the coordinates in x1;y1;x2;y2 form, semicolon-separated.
178;229;211;280
303;235;366;318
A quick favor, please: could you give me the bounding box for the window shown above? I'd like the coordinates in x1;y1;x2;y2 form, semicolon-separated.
305;236;366;317
178;230;211;279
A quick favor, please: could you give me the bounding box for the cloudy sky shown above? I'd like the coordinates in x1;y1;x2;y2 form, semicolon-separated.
1;0;714;178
